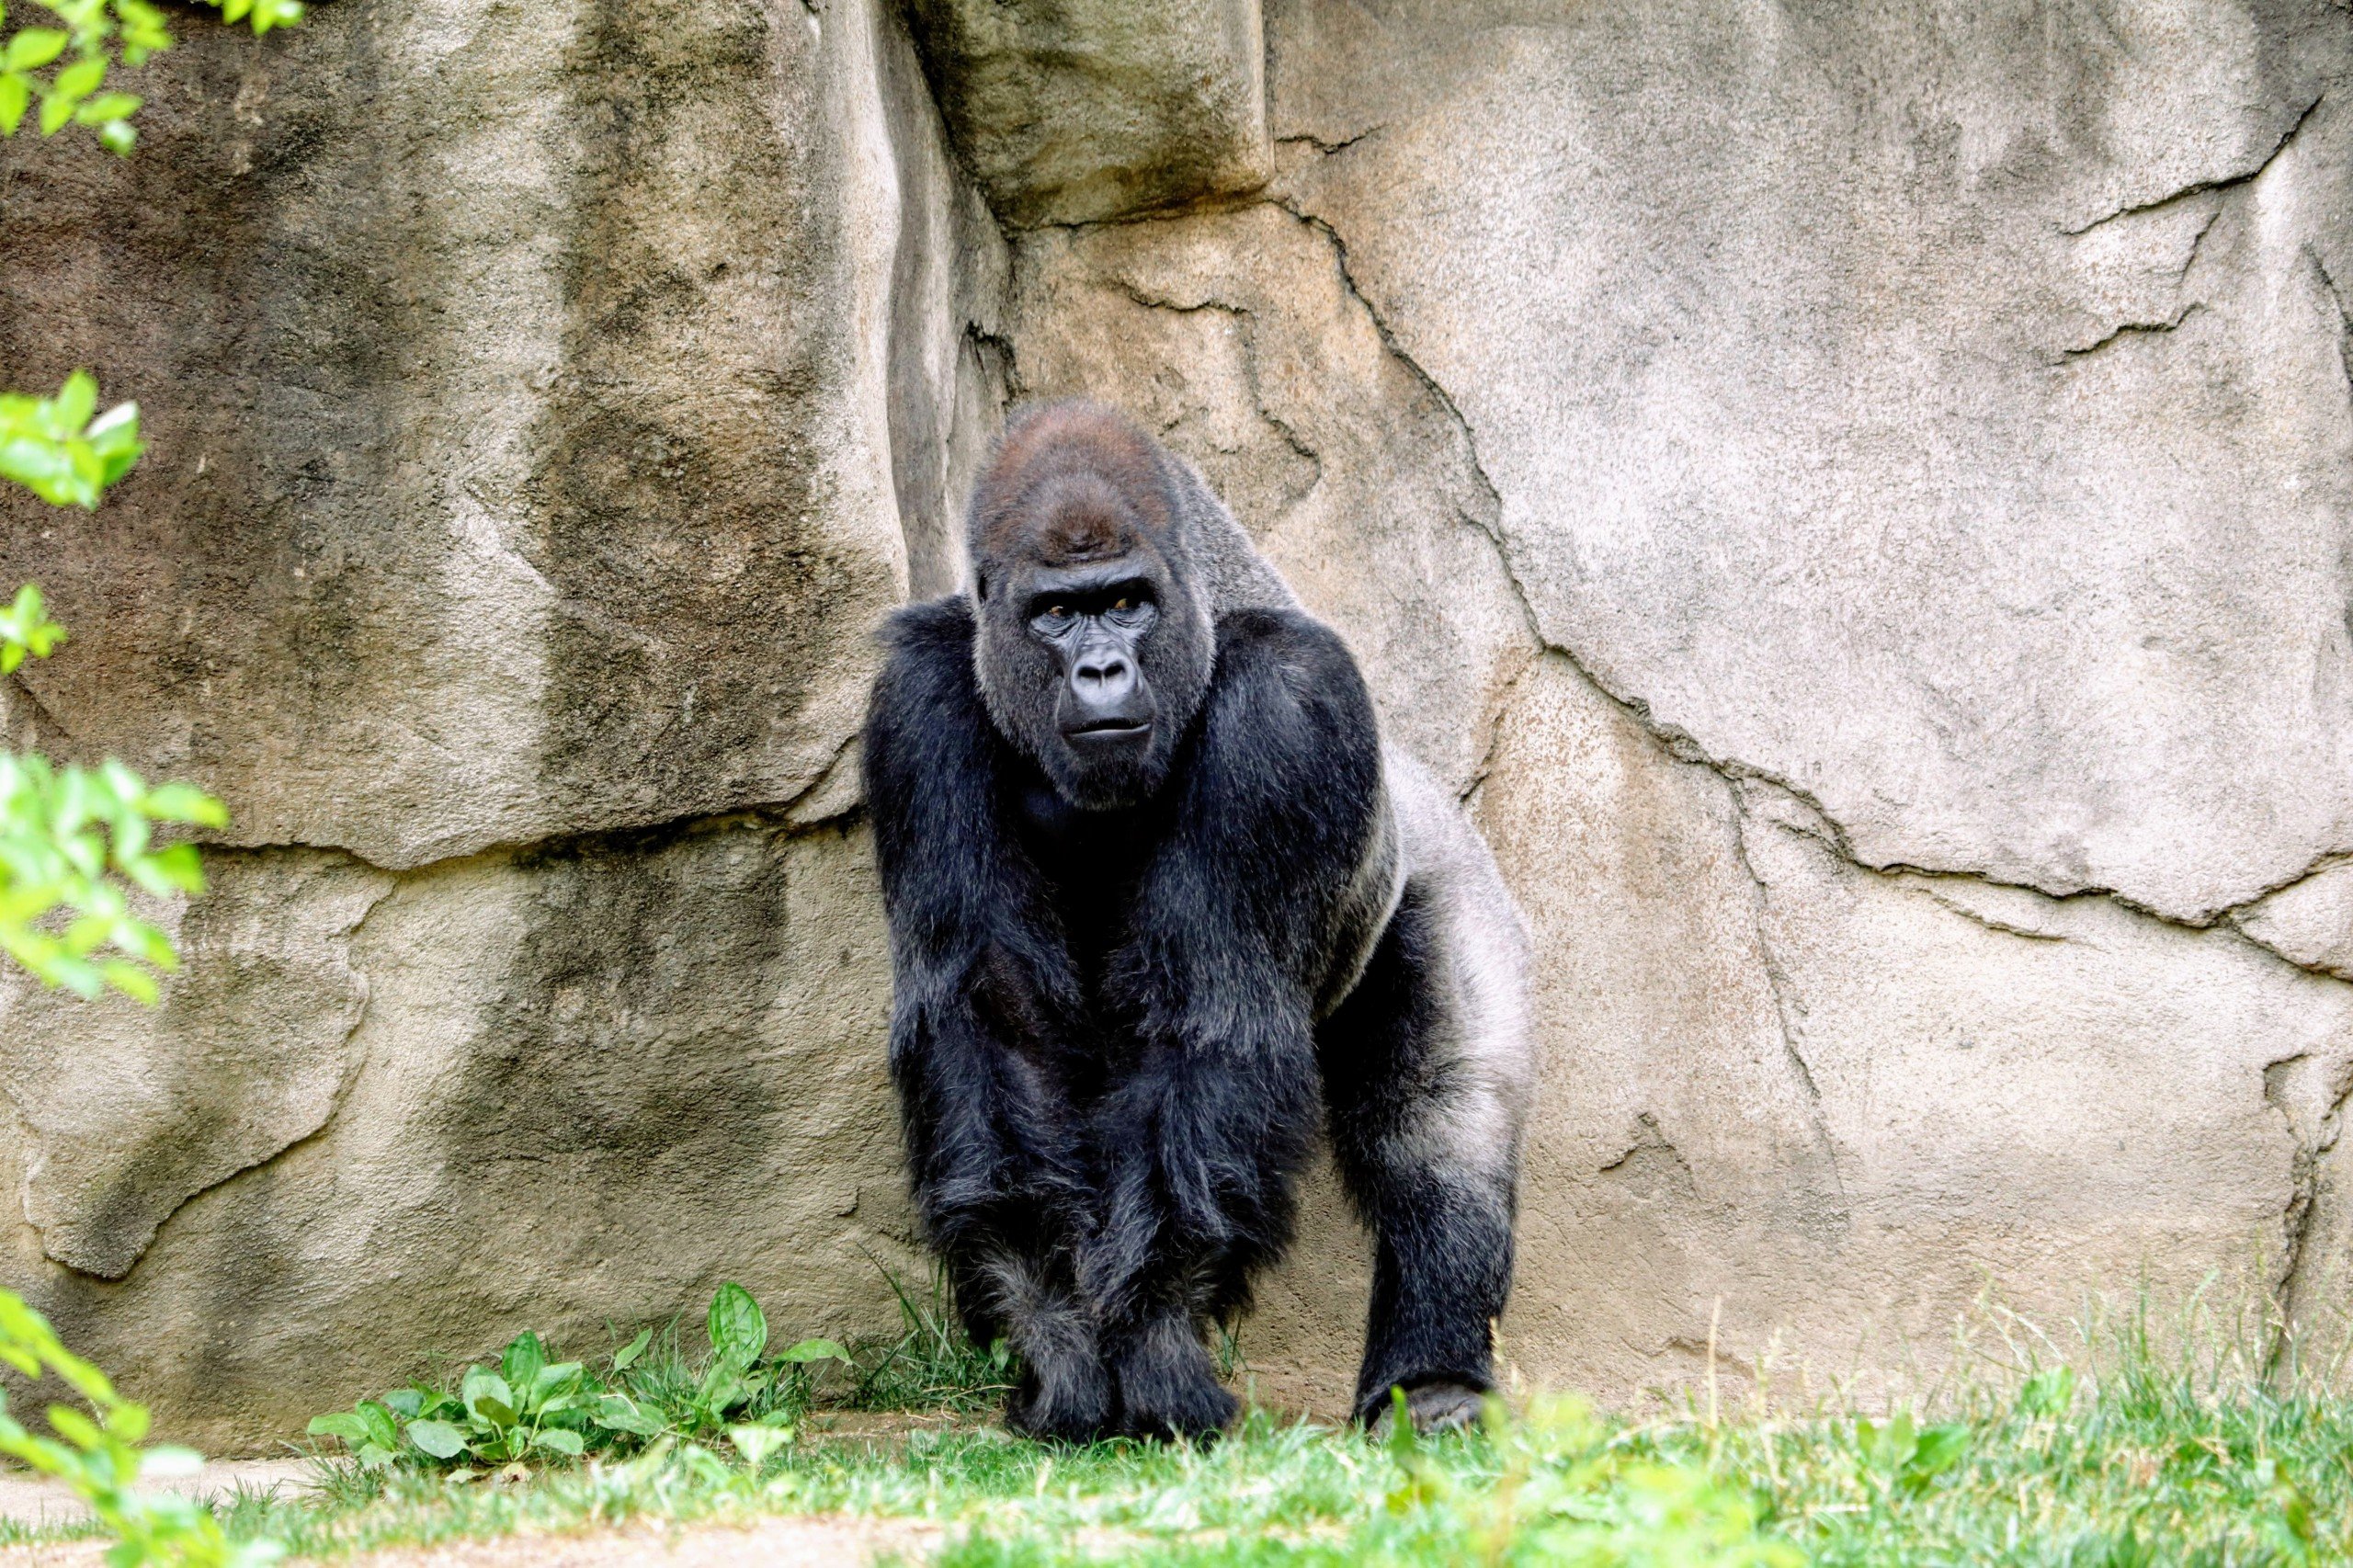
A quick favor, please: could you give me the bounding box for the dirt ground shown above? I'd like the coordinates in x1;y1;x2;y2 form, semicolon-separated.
0;1457;314;1533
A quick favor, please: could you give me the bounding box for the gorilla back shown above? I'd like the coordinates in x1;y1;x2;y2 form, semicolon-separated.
862;401;1530;1441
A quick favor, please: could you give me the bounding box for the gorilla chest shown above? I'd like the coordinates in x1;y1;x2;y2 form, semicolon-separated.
1010;777;1162;988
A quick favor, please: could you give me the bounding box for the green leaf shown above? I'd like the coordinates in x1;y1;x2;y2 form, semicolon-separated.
531;1427;584;1457
73;92;139;124
35;89;71;136
775;1337;851;1366
611;1326;653;1371
356;1400;401;1451
500;1332;547;1395
52;372;95;431
45;1404;99;1449
0;74;29;135
695;1362;745;1420
588;1395;665;1437
356;1441;394;1470
2018;1367;2075;1418
3;28;65;69
404;1418;465;1460
707;1282;766;1369
728;1421;792;1466
381;1388;426;1419
305;1412;369;1444
143;783;226;826
97;960;156;1004
95;117;132;153
460;1368;517;1427
531;1361;584;1403
51;56;102;101
1902;1423;1971;1493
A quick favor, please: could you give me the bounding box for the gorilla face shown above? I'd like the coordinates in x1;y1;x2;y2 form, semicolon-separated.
977;544;1211;812
965;401;1218;812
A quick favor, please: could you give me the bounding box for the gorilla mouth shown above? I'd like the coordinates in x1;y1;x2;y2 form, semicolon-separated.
1067;718;1150;738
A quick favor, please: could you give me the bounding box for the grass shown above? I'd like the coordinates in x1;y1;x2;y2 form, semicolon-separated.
837;1267;1019;1415
49;1290;2353;1565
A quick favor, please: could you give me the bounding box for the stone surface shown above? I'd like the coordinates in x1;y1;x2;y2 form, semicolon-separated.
0;852;391;1279
1240;653;2353;1410
6;0;2353;1449
1002;202;1529;791
0;0;1005;869
2236;859;2353;979
0;0;985;1445
1003;0;2353;1412
1;816;919;1452
1269;0;2353;926
903;0;1272;227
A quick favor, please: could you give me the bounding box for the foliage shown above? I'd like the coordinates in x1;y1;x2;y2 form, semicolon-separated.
0;580;227;1001
305;1284;852;1476
1363;1393;1797;1568
0;372;142;509
841;1265;1018;1414
0;381;199;1007
0;1290;278;1566
0;744;228;1002
0;0;301;154
201;1295;2353;1565
0;580;62;670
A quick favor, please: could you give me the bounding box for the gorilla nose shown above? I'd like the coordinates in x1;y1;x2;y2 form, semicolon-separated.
1063;648;1151;740
1074;653;1134;702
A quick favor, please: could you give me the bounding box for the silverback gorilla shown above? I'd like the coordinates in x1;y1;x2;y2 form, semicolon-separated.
862;401;1531;1441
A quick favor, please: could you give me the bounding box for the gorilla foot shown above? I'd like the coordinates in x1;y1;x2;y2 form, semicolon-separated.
1120;1374;1238;1442
1110;1315;1238;1442
1005;1357;1117;1444
1370;1381;1487;1438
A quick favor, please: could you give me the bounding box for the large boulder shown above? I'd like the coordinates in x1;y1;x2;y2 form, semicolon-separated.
1003;0;2353;1404
0;0;1000;1445
0;0;1005;870
902;0;1272;227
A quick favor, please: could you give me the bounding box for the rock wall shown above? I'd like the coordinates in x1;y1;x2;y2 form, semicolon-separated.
0;0;1004;1446
3;0;2351;1444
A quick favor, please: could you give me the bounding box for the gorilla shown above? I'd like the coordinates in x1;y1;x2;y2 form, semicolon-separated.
862;401;1531;1442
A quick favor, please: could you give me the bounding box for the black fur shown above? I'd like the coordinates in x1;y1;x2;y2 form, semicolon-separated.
863;404;1520;1442
1319;885;1518;1420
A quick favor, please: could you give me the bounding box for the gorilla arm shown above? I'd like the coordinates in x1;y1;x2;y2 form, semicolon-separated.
1083;608;1390;1330
863;600;1095;1295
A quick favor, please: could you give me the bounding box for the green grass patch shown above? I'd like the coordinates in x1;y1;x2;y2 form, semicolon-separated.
199;1293;2353;1565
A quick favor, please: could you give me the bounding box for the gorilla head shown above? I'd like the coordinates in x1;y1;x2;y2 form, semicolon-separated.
967;402;1215;811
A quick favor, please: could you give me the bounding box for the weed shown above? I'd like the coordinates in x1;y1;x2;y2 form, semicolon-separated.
843;1267;1019;1414
304;1283;848;1474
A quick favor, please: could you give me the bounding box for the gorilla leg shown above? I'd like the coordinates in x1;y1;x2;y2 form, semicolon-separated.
1081;1026;1322;1439
1103;1277;1238;1440
960;1240;1115;1442
1319;881;1525;1426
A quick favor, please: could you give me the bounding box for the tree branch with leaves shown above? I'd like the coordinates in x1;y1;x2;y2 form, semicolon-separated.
0;3;302;1562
